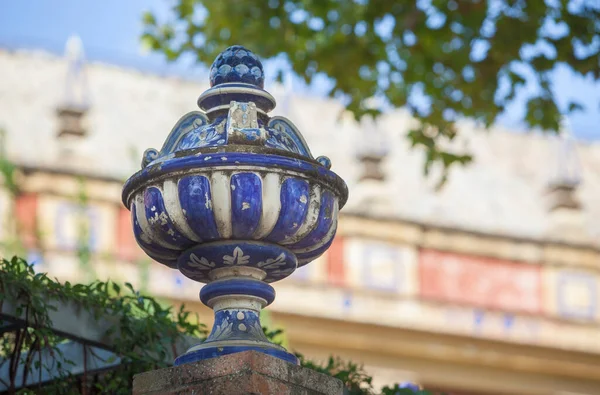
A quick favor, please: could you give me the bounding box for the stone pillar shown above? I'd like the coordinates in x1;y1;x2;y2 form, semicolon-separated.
133;351;344;395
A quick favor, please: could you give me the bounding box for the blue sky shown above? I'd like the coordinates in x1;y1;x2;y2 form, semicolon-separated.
0;0;598;141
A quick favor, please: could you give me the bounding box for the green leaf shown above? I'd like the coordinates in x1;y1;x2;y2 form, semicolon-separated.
142;11;157;26
125;282;135;293
567;101;584;113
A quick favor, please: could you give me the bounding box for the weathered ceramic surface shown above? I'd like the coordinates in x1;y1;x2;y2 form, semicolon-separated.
127;153;342;270
122;45;348;365
140;105;320;167
179;241;299;283
123;47;347;272
138;47;330;168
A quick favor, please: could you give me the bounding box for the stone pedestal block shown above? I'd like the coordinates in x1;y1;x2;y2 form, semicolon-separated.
133;351;344;395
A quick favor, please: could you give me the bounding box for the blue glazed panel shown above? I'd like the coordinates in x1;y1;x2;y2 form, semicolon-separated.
209;46;265;88
294;230;337;263
200;278;275;306
265;178;310;243
144;187;195;248
557;271;597;320
178;175;221;241
205;309;265;342
230;173;262;238
55;203;99;252
266;117;311;157
131;203;179;268
176;118;227;151
160;111;210;155
178;240;297;283
288;190;335;249
362;242;402;292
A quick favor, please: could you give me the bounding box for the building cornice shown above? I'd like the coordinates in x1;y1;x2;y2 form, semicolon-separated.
339;213;600;270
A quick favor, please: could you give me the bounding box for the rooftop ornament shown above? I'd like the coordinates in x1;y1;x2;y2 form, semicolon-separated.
122;45;348;365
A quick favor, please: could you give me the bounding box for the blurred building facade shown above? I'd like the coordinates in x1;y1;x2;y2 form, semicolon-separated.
1;40;600;394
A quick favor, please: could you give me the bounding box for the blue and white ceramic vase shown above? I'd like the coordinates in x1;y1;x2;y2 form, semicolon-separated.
122;45;348;365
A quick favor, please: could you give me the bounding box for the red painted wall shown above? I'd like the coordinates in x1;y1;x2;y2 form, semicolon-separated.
419;249;542;313
327;236;346;286
15;193;38;249
116;207;142;261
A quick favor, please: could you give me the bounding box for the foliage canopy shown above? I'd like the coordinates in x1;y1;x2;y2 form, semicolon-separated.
142;0;599;180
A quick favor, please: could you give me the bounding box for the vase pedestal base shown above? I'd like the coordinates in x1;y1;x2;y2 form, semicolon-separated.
175;271;299;366
174;343;298;366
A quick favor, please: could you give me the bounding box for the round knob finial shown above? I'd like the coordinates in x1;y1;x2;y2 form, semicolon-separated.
209;45;265;88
